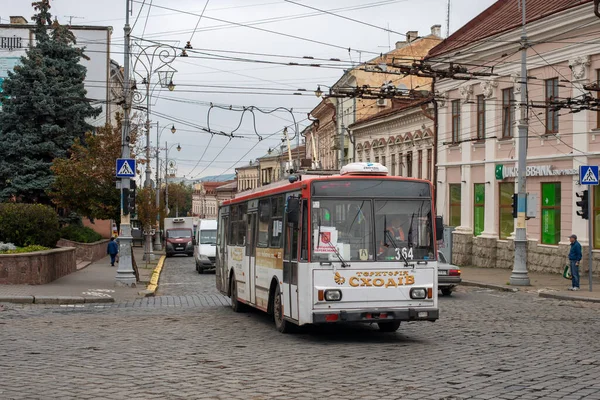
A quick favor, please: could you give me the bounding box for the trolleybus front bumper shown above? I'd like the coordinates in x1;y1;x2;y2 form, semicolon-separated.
313;308;438;324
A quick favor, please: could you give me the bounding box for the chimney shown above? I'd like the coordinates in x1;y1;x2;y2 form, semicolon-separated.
395;41;406;49
406;31;418;43
431;24;442;37
10;16;28;24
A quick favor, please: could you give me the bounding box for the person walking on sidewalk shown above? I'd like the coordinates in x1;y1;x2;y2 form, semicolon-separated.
568;234;582;291
107;237;119;267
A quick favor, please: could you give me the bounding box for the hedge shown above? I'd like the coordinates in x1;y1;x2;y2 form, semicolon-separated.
0;203;60;248
60;225;103;243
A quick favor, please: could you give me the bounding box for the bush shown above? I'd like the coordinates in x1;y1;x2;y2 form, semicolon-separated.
0;245;50;254
0;204;60;247
60;225;103;243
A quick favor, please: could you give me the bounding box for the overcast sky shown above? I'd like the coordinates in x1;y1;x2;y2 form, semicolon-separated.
3;0;496;180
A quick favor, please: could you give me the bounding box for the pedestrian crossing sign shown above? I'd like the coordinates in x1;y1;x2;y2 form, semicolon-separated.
116;158;136;178
579;165;599;185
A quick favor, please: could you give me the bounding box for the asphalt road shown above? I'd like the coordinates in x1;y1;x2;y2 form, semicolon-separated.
1;255;600;400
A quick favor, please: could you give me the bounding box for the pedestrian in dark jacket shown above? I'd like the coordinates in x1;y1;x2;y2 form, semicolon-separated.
107;237;119;267
568;234;582;291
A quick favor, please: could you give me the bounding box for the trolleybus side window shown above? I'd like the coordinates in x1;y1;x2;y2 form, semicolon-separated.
269;195;284;248
300;200;308;261
228;203;248;246
257;199;270;247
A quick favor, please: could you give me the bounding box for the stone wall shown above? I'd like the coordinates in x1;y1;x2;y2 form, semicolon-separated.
451;231;473;266
56;239;109;263
454;236;600;277
0;247;76;285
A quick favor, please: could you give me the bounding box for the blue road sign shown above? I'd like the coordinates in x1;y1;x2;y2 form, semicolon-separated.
580;165;599;185
116;158;136;178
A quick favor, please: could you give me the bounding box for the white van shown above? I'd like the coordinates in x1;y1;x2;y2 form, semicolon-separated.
194;219;218;273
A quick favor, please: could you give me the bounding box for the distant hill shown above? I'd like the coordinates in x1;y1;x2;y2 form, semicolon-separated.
200;174;235;182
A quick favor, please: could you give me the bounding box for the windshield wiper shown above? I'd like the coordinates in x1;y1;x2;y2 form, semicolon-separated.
384;229;409;267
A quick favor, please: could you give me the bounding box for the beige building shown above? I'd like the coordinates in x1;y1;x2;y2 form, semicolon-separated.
192;181;234;219
429;0;600;276
236;161;260;193
305;26;442;170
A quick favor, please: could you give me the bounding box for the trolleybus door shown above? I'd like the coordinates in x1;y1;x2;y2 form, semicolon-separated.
283;195;301;321
217;215;228;293
247;212;257;305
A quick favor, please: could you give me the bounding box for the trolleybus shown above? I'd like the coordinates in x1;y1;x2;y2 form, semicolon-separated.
216;162;443;333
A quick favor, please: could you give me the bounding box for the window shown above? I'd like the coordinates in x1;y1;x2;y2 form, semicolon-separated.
499;183;515;240
417;150;423;179
311;199;373;262
375;156;379;164
545;78;559;133
502;88;514;138
398;153;403;176
449;184;461;227
257;199;270;247
381;155;386;167
228;204;247;246
474;184;485;236
541;183;561;245
477;95;486;140
427;148;432;181
451;100;461;143
406;152;413;177
391;154;396;176
269;195;284;248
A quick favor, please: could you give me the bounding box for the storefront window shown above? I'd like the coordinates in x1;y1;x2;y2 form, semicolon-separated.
541;183;561;245
474;184;485;236
449;184;461;227
499;183;514;240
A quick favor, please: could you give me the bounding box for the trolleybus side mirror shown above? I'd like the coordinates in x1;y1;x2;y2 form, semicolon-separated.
435;216;444;241
287;197;300;226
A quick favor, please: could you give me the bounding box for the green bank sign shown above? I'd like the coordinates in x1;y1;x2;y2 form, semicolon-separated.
495;164;578;180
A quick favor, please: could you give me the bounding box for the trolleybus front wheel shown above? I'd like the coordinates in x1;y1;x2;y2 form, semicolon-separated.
272;284;295;333
230;276;245;313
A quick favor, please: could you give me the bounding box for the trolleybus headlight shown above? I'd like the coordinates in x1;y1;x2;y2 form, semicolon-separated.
324;290;342;301
410;288;427;299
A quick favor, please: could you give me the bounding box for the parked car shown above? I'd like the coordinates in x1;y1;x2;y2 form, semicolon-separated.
437;251;461;296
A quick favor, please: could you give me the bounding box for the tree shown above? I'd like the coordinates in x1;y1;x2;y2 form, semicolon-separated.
135;186;158;258
167;182;193;217
0;0;101;203
50;115;138;222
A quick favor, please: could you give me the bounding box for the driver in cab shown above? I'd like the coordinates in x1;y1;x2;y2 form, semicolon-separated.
379;215;406;257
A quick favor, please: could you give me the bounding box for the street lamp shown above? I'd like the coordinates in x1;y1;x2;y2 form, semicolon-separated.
153;123;177;252
315;85;323;98
131;41;178;261
164;142;182;219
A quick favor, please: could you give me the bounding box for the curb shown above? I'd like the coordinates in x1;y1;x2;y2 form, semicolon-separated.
538;291;600;304
140;255;165;297
0;296;115;305
461;280;519;293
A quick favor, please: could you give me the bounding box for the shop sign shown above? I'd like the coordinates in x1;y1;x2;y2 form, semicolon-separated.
495;164;577;180
0;36;23;51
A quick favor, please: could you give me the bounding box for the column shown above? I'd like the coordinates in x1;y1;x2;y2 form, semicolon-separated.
457;84;474;233
481;79;499;238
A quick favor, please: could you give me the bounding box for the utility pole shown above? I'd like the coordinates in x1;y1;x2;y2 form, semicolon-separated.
144;75;154;261
115;0;137;287
510;0;530;286
154;122;162;251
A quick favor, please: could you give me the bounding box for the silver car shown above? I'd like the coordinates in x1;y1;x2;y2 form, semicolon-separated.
437;251;461;296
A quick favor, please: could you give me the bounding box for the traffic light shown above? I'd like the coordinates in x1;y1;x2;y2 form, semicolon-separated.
576;190;589;220
512;193;518;218
122;181;137;215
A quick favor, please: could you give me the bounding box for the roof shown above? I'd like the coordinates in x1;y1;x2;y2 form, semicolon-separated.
215;181;237;191
427;0;593;58
349;98;431;129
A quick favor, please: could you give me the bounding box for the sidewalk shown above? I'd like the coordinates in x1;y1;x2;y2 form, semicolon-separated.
461;266;600;303
0;247;160;305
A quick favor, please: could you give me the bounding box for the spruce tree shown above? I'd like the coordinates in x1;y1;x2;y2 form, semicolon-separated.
0;0;101;203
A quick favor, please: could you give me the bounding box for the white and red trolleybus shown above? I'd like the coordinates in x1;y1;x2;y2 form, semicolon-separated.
216;162;443;333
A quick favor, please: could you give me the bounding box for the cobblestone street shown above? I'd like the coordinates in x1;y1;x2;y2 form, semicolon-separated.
2;256;600;399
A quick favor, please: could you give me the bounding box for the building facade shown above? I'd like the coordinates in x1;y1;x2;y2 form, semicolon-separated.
0;17;117;126
429;0;600;275
305;26;442;170
192;181;232;220
236;161;260;193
